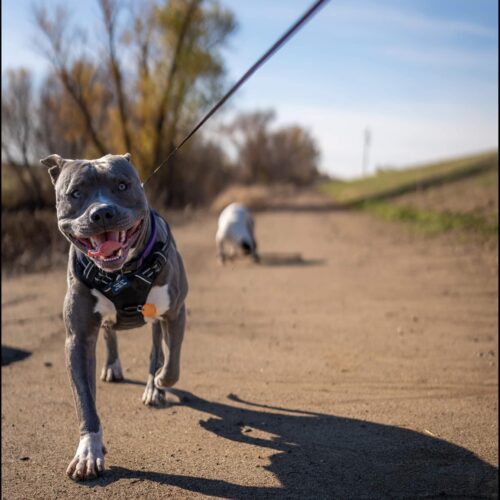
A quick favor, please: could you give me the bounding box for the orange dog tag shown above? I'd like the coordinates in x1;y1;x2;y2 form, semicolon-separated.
142;303;157;318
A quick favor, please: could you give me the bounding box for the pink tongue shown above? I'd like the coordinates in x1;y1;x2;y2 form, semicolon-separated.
88;240;122;258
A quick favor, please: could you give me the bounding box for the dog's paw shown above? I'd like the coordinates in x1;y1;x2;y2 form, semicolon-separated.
100;359;124;382
66;430;107;481
142;381;166;407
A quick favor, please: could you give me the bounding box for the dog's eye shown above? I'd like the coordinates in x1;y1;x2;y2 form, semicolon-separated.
118;182;127;191
70;189;81;199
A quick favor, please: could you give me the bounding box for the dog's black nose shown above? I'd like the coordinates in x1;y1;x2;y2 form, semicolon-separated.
90;205;117;223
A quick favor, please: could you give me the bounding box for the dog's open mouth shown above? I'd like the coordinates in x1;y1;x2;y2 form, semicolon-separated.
72;219;143;264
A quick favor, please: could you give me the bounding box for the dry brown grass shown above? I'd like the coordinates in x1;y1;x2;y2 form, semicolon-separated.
210;184;296;212
2;163;55;210
1;209;69;275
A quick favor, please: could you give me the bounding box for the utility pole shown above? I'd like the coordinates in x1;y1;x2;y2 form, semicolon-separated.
362;127;371;177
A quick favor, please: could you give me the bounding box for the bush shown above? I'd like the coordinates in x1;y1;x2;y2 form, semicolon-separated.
1;209;68;274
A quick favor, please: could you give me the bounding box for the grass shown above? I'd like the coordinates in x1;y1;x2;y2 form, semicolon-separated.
320;150;498;205
363;202;498;236
320;150;499;237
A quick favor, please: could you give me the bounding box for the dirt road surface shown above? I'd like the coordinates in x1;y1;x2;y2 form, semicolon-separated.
2;198;498;499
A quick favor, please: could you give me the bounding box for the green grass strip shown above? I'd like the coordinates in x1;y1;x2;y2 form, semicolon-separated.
363;202;498;236
320;151;498;205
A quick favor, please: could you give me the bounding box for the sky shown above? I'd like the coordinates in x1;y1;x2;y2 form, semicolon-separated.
2;0;498;179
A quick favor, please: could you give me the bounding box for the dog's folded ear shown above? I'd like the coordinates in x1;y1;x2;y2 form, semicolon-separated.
123;153;132;162
40;154;65;185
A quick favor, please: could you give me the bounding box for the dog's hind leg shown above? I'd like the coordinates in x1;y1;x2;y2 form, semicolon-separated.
154;304;186;390
100;325;124;382
142;321;166;406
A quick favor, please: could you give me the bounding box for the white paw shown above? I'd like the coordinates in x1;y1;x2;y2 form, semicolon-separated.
100;359;124;382
66;429;107;481
142;382;166;406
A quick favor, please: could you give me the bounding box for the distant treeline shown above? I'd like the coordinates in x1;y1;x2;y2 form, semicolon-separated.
1;0;320;210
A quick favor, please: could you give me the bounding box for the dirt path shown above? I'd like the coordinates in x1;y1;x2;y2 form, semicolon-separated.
2;199;498;499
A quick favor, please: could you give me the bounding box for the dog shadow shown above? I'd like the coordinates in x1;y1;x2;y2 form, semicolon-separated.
258;252;325;267
83;390;497;498
119;378;146;387
1;345;31;366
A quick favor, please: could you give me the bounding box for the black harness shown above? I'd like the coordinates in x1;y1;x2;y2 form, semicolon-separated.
74;213;171;330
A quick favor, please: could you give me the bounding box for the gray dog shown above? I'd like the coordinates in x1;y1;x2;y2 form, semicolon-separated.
41;153;188;481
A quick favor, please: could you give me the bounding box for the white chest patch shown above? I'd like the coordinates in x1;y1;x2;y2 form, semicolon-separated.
91;284;169;326
91;289;117;324
144;284;170;323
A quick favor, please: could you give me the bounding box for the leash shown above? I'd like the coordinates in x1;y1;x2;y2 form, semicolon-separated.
141;0;330;187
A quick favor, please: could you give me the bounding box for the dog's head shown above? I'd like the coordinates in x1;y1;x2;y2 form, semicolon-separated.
41;153;149;272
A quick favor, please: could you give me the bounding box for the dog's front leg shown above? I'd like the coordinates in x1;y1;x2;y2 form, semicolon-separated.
154;304;186;390
64;288;106;481
216;237;226;264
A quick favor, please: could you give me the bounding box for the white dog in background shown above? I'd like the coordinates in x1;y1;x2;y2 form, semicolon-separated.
216;203;259;264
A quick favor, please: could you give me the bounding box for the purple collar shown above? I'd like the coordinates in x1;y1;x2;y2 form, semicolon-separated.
128;209;157;270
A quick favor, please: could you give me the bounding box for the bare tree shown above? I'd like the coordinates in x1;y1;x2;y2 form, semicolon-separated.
268;125;320;185
225;110;275;183
35;72;97;159
1;69;43;205
32;0;237;195
33;4;110;156
98;0;132;153
226;110;320;186
151;0;200;169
